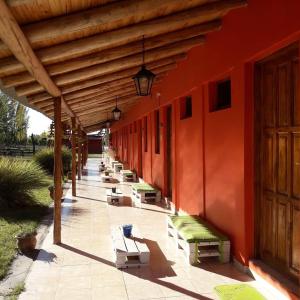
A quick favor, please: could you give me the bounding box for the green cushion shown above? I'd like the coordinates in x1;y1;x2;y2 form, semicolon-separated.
122;170;133;175
132;183;156;192
169;215;228;243
214;284;266;300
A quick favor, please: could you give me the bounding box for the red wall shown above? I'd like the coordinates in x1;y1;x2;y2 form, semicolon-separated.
111;0;300;265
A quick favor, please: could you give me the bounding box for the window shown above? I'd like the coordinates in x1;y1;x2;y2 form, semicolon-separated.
144;116;148;152
210;78;231;112
154;110;160;154
180;96;192;119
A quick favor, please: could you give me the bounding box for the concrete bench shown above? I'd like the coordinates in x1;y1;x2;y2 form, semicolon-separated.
113;162;123;173
131;183;161;208
167;215;230;265
111;225;150;268
106;188;123;205
101;174;114;183
120;170;136;182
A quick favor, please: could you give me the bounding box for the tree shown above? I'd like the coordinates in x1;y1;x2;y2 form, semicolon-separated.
15;103;29;144
0;91;29;146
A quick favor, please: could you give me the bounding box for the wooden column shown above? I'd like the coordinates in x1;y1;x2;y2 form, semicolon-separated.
85;138;89;165
77;127;82;180
53;96;62;244
71;117;76;196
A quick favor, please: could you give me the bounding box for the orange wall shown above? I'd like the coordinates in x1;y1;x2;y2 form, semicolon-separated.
111;0;300;265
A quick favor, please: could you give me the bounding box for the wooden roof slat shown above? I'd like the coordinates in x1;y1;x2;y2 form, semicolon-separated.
0;0;90;128
39;82;136;110
0;0;60;97
0;0;213;55
0;33;204;87
60;55;185;95
18;36;204;94
20;54;185;97
77;97;139;117
0;0;245;64
0;0;247;128
28;63;173;108
7;0;116;25
45;90;137;114
0;20;220;79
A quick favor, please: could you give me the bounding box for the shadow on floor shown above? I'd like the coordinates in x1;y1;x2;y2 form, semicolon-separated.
75;195;107;203
58;243;115;267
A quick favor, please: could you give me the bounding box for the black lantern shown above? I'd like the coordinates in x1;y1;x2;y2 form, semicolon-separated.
133;35;155;96
112;97;121;121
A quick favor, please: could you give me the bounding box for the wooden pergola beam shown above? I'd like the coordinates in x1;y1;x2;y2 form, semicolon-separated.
0;0;60;97
0;22;213;85
28;58;182;102
17;36;203;96
45;90;138;115
0;0;245;65
36;82;134;110
0;0;212;56
76;96;139;117
0;0;83;129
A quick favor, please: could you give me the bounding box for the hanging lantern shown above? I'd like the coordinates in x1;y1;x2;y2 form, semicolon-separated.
133;35;155;96
112;97;121;121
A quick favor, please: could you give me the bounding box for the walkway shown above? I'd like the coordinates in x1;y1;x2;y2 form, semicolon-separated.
19;158;274;300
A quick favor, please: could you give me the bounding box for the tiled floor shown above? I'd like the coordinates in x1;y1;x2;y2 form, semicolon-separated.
19;158;276;300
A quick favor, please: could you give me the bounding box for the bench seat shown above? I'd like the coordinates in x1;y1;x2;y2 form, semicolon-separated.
131;183;161;207
167;215;230;265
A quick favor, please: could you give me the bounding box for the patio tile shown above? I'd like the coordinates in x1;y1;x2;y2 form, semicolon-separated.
18;158;273;300
126;281;164;300
92;285;128;300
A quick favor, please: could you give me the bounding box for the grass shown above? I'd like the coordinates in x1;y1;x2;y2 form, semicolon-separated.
0;175;52;280
6;282;25;300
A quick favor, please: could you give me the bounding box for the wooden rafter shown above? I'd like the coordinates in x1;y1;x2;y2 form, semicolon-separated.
0;0;248;129
28;57;183;103
0;20;218;80
0;0;83;128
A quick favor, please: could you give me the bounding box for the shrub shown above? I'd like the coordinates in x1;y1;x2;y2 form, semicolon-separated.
34;147;72;175
0;158;48;208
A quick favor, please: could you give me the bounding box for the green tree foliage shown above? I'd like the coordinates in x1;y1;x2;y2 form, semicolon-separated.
34;147;72;175
0;92;29;145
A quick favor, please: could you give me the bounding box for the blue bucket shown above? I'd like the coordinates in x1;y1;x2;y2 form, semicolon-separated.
122;224;133;238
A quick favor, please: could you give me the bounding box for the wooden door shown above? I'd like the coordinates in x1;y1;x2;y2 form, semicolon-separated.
166;106;173;198
255;44;300;281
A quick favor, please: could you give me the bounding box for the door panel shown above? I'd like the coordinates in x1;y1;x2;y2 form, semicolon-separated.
276;198;289;264
278;62;291;127
263;67;276;128
256;44;299;281
292;59;300;126
291;203;300;273
263;133;275;192
261;196;275;258
277;133;289;195
292;133;300;199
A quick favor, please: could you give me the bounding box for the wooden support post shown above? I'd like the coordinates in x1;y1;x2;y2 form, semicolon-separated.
77;127;82;180
71;117;76;196
85;138;89;165
53;96;62;244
